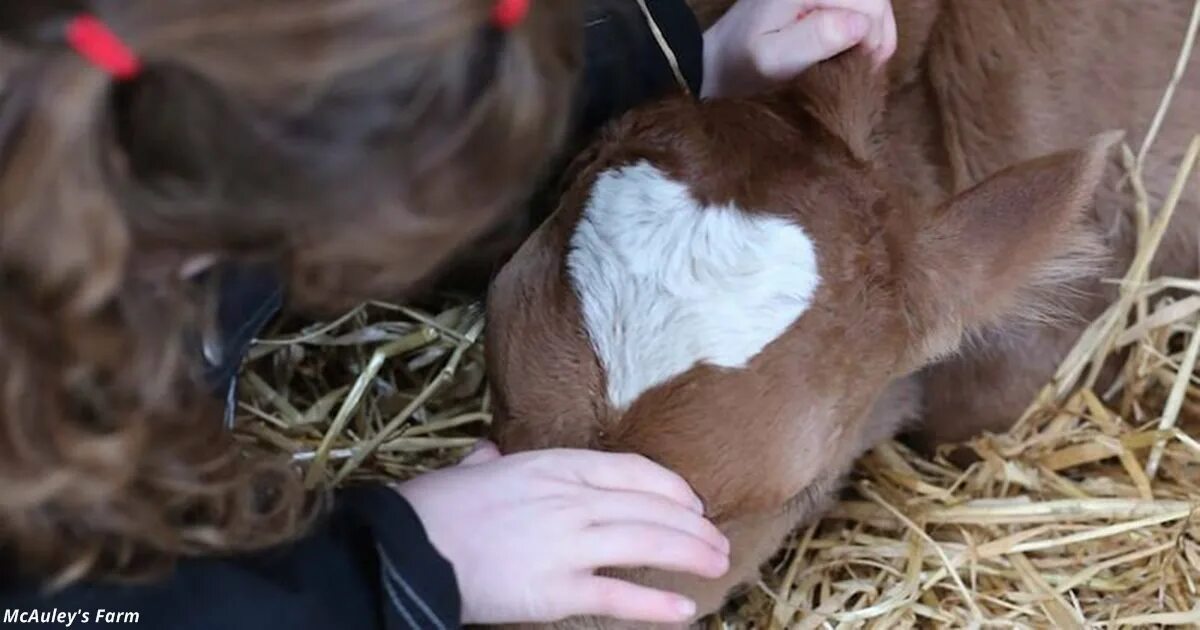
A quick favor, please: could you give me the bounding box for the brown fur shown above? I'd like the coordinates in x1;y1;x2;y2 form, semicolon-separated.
486;0;1198;626
0;0;581;584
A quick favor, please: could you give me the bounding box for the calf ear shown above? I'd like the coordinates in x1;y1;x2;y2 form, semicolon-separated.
792;51;887;161
903;131;1122;362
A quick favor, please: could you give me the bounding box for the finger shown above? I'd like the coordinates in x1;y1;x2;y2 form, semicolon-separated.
565;576;697;624
876;2;898;68
580;488;729;554
558;451;704;513
801;0;889;54
578;523;730;579
759;9;868;80
460;440;502;466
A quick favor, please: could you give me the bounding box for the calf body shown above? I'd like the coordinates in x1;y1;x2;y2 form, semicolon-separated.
486;1;1199;626
898;1;1200;445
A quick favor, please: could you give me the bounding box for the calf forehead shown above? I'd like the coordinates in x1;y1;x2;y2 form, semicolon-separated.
566;160;821;410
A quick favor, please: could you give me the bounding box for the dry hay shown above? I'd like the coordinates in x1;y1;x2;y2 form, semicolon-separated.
234;6;1200;628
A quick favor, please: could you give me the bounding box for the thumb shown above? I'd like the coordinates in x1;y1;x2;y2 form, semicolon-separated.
758;9;869;80
459;440;502;466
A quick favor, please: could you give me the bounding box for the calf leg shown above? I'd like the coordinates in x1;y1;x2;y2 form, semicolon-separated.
917;326;1084;449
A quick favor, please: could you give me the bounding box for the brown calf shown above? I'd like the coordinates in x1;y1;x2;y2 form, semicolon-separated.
485;0;1199;626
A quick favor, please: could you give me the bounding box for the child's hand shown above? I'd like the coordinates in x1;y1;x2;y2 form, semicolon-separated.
702;0;898;98
395;441;730;625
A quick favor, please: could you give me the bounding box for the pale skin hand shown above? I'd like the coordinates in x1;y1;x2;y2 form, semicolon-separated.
395;441;731;625
702;0;899;98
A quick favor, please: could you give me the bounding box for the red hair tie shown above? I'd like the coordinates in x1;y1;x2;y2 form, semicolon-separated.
492;0;530;31
65;15;142;80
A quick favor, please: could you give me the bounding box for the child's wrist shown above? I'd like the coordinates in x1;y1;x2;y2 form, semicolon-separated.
700;27;722;98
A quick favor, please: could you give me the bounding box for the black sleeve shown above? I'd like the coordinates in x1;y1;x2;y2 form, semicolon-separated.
574;0;704;141
0;486;462;630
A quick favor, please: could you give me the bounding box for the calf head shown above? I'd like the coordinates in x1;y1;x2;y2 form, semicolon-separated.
486;53;1115;617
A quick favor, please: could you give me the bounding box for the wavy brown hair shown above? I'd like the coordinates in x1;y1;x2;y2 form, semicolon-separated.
0;0;580;585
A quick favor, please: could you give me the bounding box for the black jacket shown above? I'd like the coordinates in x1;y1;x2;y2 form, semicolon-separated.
0;2;704;628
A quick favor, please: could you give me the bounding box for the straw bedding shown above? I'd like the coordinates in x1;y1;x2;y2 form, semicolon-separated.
234;6;1200;627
